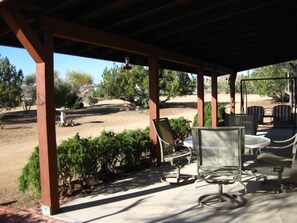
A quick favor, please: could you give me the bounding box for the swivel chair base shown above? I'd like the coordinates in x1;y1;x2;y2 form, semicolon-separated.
198;180;247;209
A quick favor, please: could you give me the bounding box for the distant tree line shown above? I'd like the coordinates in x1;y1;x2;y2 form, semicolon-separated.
1;53;296;115
217;60;297;102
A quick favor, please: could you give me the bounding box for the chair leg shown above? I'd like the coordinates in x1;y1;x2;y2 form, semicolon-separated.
161;164;194;185
176;166;181;184
198;184;247;209
218;184;223;202
260;166;284;193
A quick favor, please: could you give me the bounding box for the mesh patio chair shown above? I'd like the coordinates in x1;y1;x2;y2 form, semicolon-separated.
152;118;193;185
255;133;297;192
247;106;264;124
225;114;258;135
192;126;247;209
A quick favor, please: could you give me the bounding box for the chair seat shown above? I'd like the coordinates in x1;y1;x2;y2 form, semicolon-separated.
163;149;191;161
257;153;292;166
201;167;240;177
206;178;235;185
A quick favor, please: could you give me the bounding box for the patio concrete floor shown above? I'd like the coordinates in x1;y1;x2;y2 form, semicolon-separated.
51;127;297;223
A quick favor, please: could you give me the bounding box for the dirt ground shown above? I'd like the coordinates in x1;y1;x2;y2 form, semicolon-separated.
0;93;274;209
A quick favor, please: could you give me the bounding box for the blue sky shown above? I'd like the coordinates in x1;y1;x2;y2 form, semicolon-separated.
0;45;119;83
1;45;250;83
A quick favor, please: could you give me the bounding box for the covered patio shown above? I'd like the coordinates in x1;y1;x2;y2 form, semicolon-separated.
1;0;297;217
54;158;296;223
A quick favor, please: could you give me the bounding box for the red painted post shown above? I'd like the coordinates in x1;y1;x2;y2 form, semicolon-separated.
197;66;204;126
211;69;218;127
229;73;237;114
149;57;160;163
36;33;59;215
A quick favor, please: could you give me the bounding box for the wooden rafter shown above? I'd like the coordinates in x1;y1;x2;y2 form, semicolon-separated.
0;1;45;62
41;15;233;74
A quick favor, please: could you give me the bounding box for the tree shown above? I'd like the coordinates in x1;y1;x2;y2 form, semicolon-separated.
65;70;97;105
0;56;24;111
160;69;196;102
98;64;196;107
22;73;36;111
65;70;94;92
250;61;297;102
54;74;82;109
98;65;149;107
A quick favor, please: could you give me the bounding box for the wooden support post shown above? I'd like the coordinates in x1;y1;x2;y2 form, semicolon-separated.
211;69;218;127
197;66;204;126
229;73;237;114
149;57;160;163
36;32;59;215
0;2;60;214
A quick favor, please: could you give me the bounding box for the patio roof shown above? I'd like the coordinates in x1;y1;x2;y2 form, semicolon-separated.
1;0;297;75
1;0;297;216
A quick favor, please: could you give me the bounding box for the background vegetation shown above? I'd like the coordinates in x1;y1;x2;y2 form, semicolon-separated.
98;65;196;108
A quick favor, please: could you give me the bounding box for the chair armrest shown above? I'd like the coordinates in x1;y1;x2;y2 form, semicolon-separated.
172;143;192;153
272;134;296;143
266;142;294;150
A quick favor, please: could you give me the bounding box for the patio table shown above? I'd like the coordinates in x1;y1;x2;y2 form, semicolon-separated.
184;134;270;153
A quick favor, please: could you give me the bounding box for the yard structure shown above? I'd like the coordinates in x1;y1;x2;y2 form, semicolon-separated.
1;0;297;215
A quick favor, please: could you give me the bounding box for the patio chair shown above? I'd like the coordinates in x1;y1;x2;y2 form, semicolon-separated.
272;105;293;125
225;114;258;135
152;118;193;184
247;106;264;124
255;133;297;192
192;126;246;209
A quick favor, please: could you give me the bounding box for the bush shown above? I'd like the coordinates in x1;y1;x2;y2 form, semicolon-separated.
193;104;226;127
57;134;95;195
169;117;191;142
119;129;151;169
0;112;4;129
18;147;41;196
18;118;190;197
92;131;123;176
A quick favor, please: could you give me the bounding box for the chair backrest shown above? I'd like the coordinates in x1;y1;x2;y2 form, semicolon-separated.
291;134;297;167
225;114;257;135
247;106;264;123
291;135;297;167
272;105;292;123
152;118;175;162
192;127;245;177
278;133;297;168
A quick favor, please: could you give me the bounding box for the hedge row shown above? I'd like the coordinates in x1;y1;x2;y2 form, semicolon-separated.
18;117;191;197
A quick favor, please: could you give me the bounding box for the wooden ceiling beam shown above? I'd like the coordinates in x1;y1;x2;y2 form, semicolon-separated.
41;15;234;74
0;1;45;62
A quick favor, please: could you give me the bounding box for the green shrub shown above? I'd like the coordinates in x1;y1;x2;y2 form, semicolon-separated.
193;104;226;127
0;113;4;129
169;117;191;142
94;131;123;176
18;119;190;197
57;134;95;195
18;147;40;196
119;129;150;169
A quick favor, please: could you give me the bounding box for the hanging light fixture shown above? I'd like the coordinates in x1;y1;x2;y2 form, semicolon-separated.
123;57;132;71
